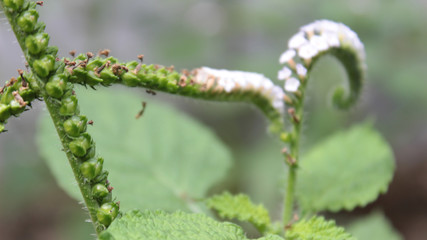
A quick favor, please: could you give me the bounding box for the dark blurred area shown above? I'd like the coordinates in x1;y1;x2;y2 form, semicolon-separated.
1;0;426;239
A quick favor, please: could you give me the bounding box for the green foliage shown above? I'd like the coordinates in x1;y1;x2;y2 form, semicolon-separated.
296;122;395;212
39;88;232;212
347;211;403;240
99;210;284;240
285;216;355;240
206;192;272;234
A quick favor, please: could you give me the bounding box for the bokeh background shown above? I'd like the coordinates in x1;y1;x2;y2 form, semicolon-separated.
1;0;426;239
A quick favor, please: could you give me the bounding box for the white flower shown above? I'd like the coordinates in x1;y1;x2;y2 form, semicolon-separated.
310;35;329;51
277;66;292;80
298;43;318;60
279;49;296;64
296;64;307;77
288;32;308;49
284;77;300;92
321;32;340;47
317;20;339;33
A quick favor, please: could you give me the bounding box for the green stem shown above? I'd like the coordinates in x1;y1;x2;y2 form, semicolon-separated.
0;2;102;235
282;82;306;227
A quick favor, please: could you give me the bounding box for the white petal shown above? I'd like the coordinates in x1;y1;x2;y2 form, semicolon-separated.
284;77;300;92
288;32;308;49
296;64;307;77
277;66;292;80
279;49;296;64
310;35;329;51
321;32;340;47
298;43;318;60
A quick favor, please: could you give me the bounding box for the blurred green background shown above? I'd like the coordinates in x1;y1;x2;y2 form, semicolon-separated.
1;0;426;239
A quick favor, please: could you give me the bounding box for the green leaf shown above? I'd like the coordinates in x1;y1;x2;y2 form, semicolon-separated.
38;87;232;212
206;192;272;233
347;211;403;240
296;122;395;212
99;210;284;240
285;216;355;240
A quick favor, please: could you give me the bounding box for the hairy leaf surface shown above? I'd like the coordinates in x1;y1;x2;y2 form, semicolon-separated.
38;87;232;212
206;192;272;233
285;216;355;240
99;210;284;240
296;122;395;212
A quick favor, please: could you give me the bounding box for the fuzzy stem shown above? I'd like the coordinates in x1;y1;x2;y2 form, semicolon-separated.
0;1;102;235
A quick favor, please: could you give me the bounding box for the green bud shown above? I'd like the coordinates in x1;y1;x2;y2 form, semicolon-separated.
101;192;113;204
3;0;24;10
280;132;291;143
99;69;118;86
80;157;104;180
69;133;92;157
25;33;50;55
33;55;55;77
63;115;88;137
97;202;119;227
0;104;12;122
92;184;109;199
122;72;139;87
86;71;103;86
45;74;68;98
17;9;39;32
86;59;103;71
71;67;87;83
94;170;109;184
9;100;25;115
59;95;78;116
81;144;96;161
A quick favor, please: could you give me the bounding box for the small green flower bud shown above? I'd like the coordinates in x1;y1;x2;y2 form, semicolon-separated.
97;202;119;227
81;144;96;161
18;87;35;102
0;104;12;122
86;71;103;86
122;72;139;87
3;0;24;10
33;55;55;77
25;33;50;55
71;67;87;84
101;192;113;204
92;184;109;199
99;68;119;86
17;9;39;32
45;74;68;99
86;59;103;71
63;115;88;137
280;132;291;143
80;157;103;180
59;95;78;116
9;100;25;115
69;133;92;157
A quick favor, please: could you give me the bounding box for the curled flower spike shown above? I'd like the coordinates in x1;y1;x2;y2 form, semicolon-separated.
278;20;366;109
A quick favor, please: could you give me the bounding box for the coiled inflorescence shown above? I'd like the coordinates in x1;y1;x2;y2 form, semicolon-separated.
277;20;366;109
1;0;119;229
62;54;286;132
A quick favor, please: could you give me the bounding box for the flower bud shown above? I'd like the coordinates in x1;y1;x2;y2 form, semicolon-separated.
59;95;78;116
63;115;88;137
45;74;67;99
33;55;55;77
81;144;96;161
80;157;103;180
3;0;24;11
69;133;92;157
17;9;39;33
92;184;109;199
0;104;11;122
25;33;50;55
9;100;25;115
99;69;119;86
121;72;139;87
86;71;103;86
97;202;119;227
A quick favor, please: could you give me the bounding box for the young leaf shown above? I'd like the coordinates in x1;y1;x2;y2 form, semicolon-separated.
99;210;284;240
38;87;232;212
347;211;403;240
206;192;272;234
296;122;395;212
285;216;355;240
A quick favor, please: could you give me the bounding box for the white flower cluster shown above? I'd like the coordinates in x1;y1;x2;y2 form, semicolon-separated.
195;67;285;113
278;20;365;93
